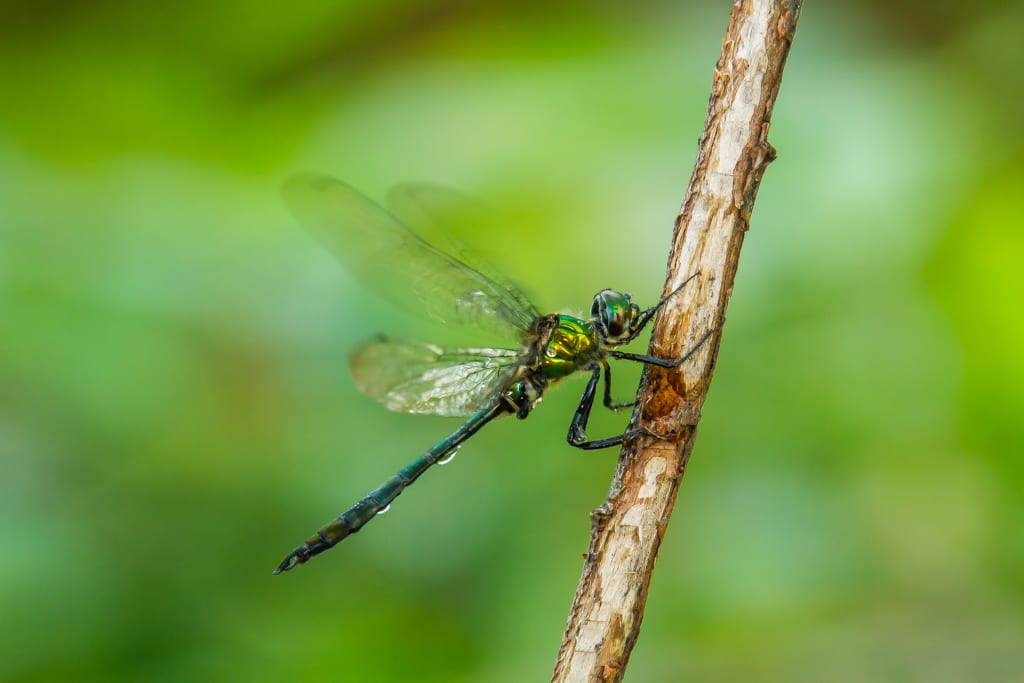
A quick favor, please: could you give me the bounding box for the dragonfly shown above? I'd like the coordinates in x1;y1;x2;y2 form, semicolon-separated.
274;173;708;574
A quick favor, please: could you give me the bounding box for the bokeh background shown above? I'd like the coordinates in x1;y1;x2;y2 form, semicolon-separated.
2;1;1022;681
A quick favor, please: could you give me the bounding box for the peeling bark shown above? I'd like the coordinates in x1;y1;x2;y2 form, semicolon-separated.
551;2;802;681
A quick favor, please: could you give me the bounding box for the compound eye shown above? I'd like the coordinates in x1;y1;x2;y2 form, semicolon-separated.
606;312;625;337
593;289;631;338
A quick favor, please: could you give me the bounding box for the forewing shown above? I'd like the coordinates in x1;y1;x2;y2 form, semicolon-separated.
386;181;540;330
349;337;520;417
283;173;539;339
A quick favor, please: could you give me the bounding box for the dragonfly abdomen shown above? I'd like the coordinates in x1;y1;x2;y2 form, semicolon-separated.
274;398;510;573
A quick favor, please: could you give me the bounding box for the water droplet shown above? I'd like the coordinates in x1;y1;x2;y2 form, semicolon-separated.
376;504;391;515
438;446;461;465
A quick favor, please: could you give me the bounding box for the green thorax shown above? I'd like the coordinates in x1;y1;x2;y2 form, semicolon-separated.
541;315;599;379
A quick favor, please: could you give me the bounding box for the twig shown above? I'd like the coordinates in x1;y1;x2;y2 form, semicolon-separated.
551;1;802;681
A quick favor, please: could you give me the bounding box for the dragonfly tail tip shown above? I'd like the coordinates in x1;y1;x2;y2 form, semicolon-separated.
273;550;304;575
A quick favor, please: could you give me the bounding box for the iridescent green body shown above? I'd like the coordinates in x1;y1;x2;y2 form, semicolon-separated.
541;315;600;379
273;173;704;574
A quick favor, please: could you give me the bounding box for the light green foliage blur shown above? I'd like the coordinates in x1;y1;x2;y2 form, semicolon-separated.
1;2;1022;681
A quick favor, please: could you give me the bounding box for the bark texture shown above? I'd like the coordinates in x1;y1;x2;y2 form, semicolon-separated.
551;1;802;681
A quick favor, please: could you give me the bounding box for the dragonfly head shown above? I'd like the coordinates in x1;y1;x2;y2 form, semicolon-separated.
591;289;640;343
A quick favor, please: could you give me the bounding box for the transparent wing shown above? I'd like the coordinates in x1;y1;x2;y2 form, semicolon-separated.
386;181;539;325
283;173;540;340
349;337;521;417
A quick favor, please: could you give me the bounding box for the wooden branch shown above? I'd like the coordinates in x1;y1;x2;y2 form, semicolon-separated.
551;1;802;681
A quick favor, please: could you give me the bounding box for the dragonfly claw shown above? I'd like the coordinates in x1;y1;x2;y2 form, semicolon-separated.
626;426;672;442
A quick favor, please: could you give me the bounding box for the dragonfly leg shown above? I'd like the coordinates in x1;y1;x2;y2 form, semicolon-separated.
569;428;668;451
566;368;600;446
503;378;544;419
609;325;716;368
601;359;634;412
567;368;663;450
501;390;530;419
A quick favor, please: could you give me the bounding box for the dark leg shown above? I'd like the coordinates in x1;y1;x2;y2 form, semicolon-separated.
601;360;634;412
507;377;545;419
569;428;664;451
566;368;600;445
567;367;663;450
609;326;716;368
610;272;700;346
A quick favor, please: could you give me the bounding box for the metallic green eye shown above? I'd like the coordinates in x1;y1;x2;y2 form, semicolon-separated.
591;289;632;338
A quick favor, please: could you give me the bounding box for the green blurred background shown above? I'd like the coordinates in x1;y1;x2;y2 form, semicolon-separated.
2;1;1022;681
